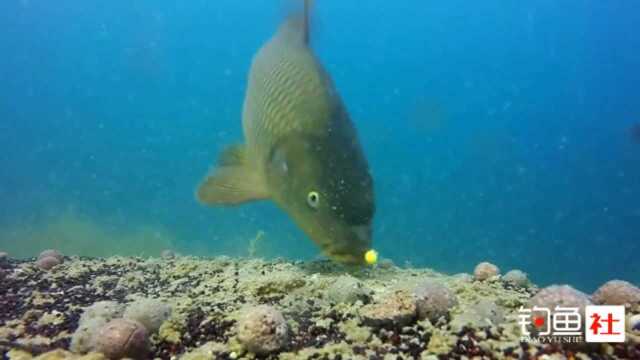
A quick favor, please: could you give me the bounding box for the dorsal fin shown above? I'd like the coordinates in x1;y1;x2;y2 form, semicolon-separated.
277;0;313;46
303;0;310;45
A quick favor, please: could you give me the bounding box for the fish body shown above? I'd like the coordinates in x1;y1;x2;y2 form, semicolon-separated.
197;7;374;264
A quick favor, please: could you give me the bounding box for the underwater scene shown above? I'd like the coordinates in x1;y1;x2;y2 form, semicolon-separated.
1;0;639;359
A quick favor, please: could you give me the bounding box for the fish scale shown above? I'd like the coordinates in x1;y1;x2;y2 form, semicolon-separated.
244;25;331;167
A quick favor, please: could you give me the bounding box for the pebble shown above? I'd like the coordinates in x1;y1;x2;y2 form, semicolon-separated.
474;262;500;281
413;279;458;322
94;318;150;359
38;249;64;263
528;284;592;314
450;299;505;332
123;298;172;333
592;280;640;307
237;305;288;355
326;275;371;304
502;269;529;288
36;256;61;271
359;290;417;327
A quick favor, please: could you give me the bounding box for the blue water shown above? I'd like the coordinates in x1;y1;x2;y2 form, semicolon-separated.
1;0;638;292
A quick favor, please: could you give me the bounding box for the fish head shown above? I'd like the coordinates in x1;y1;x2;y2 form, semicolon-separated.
266;133;375;264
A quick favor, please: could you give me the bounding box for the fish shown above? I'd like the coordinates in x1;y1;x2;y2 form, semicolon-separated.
196;1;375;264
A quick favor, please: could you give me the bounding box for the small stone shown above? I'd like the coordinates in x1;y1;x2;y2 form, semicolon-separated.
237;305;288;355
592;280;640;308
71;318;108;354
38;249;64;263
80;301;124;324
123;298;172;333
474;262;500;281
452;273;474;283
94;319;149;359
502;270;530;288
36;256;61;271
413;280;458;322
528;285;592;314
161;249;176;259
359;290;417;327
326;275;371;304
450;299;505;331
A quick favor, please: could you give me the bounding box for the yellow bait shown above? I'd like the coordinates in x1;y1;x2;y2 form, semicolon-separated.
364;249;378;265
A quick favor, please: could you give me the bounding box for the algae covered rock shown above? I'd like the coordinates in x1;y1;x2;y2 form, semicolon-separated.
35;249;65;270
71;318;108;354
528;284;592;314
36;256;62;271
326;274;371;304
0;251;8;266
359;290;417;327
592;280;640;308
237;305;288;355
123;298;172;333
473;262;500;281
38;249;65;263
71;301;125;354
450;299;505;332
502;269;530;288
80;301;124;324
94;319;150;359
412;279;458;322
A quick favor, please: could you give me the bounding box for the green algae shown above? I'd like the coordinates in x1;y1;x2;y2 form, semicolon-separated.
338;319;371;344
2;255;638;359
279;341;359;360
158;315;187;344
180;342;229;360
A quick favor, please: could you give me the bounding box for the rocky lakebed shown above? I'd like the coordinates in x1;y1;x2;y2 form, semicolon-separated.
0;252;639;359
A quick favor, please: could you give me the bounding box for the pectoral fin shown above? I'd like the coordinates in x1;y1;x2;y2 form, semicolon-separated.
196;144;269;205
196;166;269;205
217;144;247;166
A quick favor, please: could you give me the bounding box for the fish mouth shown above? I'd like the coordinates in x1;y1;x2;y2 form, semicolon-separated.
320;224;372;265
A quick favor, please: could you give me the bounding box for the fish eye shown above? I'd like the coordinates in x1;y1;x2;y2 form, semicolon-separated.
307;191;320;209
